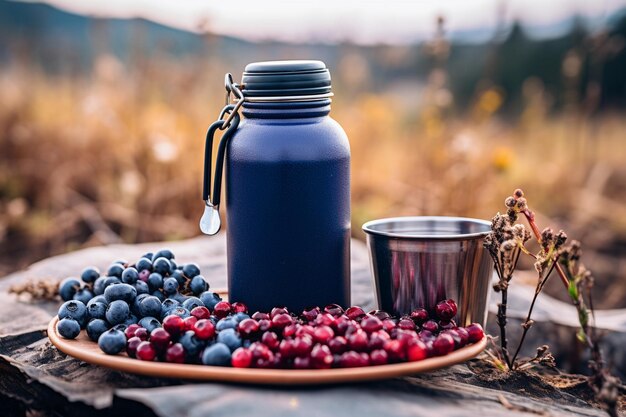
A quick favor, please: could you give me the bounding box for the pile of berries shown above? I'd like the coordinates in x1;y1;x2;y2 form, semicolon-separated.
56;249;484;369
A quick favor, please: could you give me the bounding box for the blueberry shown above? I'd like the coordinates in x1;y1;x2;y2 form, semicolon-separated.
153;257;172;275
102;276;121;290
169;292;187;304
87;301;107;320
151;290;165;301
86;319;110;341
201;342;231;366
180;331;205;361
134;280;149;295
170;270;186;287
163;277;178;295
73;288;94;304
121;267;139;284
152;249;174;261
148;273;163;291
138;316;161;333
123;314;138;326
112;323;129;332
168;307;190;319
98;329;126;355
106;300;130;325
135;257;153;272
59;278;81;301
182;297;204;311
80;267;100;284
114;259;128;265
58;300;88;327
217;328;242;352
233;312;250;323
57;318;81;339
160;299;179;319
142;252;154;260
190;275;208;295
87;295;108;306
199;291;222;310
215;317;237;332
104;283;137;303
107;263;124;278
169;259;178;273
139;295;162;318
182;263;200;279
93;277;107;295
132;293;149;315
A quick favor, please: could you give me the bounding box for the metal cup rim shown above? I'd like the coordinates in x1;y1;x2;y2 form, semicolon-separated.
362;216;491;240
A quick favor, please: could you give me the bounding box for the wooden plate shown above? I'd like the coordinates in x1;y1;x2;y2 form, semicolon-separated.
47;316;485;385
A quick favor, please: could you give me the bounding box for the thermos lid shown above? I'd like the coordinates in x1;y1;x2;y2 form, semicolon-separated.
242;60;332;98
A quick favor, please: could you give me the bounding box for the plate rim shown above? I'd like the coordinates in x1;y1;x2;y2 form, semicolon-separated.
47;316;486;385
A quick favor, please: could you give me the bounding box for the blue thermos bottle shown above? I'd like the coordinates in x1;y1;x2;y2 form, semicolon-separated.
199;60;351;313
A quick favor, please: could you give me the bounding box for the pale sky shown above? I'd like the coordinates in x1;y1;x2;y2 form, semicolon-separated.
32;0;626;44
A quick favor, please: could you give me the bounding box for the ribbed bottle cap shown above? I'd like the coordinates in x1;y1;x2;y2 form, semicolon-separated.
241;60;332;98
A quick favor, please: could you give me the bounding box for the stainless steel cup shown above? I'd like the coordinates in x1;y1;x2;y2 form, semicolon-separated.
362;216;493;327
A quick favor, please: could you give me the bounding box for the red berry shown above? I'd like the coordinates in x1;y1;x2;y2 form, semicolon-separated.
190;306;211;320
271;313;293;330
432;333;455;356
213;301;231;318
134;327;149;341
301;307;320;322
279;339;297;358
162;315;185;337
232;347;253;368
313;325;335;344
295;325;315;338
282;324;298;339
418;329;436;342
315;313;335;327
435;300;456;321
328;336;348;354
150;328;171;351
249;341;272;361
370;349;388;366
439;319;456;330
255;350;276;368
125;324;141;339
183;315;198;331
382;319;397;333
410;308;429;324
383;339;406;361
398;317;416;331
126;336;142;358
270;307;288;318
165;343;185;363
294;356;311;369
231;302;248;314
323;304;344;317
310;344;333;369
455;327;470;346
334;317;357;336
346;306;366;321
395;329;418;345
368;330;390;350
368;310;391;321
465;323;484;343
258;319;272;332
407;339;428;361
422;320;439;333
293;336;313;356
348;329;368;352
261;331;280;350
252;311;270;321
360;316;383;333
339;351;368;367
193;319;216;340
445;299;458;316
238;318;260;338
136;341;157;361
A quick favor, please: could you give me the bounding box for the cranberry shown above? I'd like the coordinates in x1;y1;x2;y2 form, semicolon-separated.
293;336;313;356
382;319;397;333
445;299;458;316
439;320;456;330
410;308;429;324
134;327;149;341
124;324;141;339
383;339;406;361
398;317;416;331
294;356;311;369
301;307;320;322
183;315;198;331
313;325;335;344
252;311;270;321
370;349;388;366
324;304;344;317
150;328;171;351
190;306;211;320
455;327;470;346
395;329;418;345
283;324;298;339
136;341;157;361
346;306;366;321
231;302;248;314
310;344;333;369
238;318;260;338
435;300;456;321
348;329;368;352
368;310;391;321
339;351;368;367
465;323;484;343
335;318;358;336
271;313;293;329
360;316;383;333
249;342;272;362
295;324;315;338
232;347;253;368
213;301;231;318
418;329;435;342
328;336;348;354
422;320;439;333
442;329;464;348
270;307;288;318
279;339;297;358
315;313;335;327
255;349;276;368
165;343;185;363
432;333;455;356
126;336;142;358
162;315;186;337
258;319;272;332
192;319;216;340
368;330;390;350
407;339;428;361
261;331;280;350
